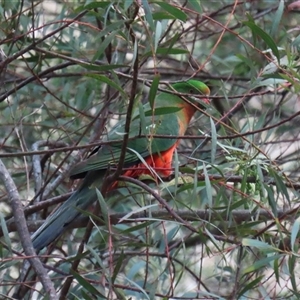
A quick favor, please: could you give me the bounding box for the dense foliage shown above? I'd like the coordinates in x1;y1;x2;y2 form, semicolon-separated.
0;1;300;299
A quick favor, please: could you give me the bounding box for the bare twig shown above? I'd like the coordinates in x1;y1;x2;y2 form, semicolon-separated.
31;140;69;204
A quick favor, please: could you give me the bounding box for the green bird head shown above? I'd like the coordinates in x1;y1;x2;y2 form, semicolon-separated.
172;79;210;107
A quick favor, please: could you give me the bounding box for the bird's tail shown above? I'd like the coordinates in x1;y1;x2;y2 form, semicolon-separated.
31;184;98;251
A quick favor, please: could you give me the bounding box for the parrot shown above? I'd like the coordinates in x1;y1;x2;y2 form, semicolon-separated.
31;80;210;251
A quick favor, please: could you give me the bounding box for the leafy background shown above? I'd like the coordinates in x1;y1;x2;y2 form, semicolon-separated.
0;0;300;299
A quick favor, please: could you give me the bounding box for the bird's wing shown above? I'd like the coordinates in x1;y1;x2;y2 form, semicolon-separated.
69;105;181;179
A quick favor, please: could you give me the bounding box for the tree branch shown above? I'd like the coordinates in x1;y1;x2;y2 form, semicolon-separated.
0;159;58;299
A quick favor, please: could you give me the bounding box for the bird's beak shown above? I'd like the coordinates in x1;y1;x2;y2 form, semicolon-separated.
202;97;210;105
194;95;210;105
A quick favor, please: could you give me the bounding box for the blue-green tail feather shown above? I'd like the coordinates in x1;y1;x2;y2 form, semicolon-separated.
31;184;98;251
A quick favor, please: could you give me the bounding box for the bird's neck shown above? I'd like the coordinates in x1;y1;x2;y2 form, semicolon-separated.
180;101;198;123
176;102;198;136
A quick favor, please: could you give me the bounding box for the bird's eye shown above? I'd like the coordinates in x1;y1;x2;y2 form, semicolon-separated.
189;89;194;94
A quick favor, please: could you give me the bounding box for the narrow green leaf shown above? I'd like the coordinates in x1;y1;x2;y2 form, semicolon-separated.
210;118;217;164
143;47;189;58
238;276;264;298
92;31;117;61
90;20;126;42
148;74;160;109
148;280;158;300
85;244;106;269
159;32;179;49
70;269;104;297
118;204;158;223
226;199;245;210
269;168;290;204
81;290;94;300
127;147;156;176
252;77;287;89
216;140;246;154
138;101;147;135
188;0;202;14
124;0;134;11
154;21;162;52
292;34;300;48
141;0;154;30
112;249;124;283
270;0;284;38
121;221;153;235
236;53;256;72
124;273;151;299
155;2;187;22
262;61;279;75
274;257;280;284
192;163;198;200
85;74;127;98
132;38;138;68
96;188;109;224
204;228;222;252
291;218;300;251
264;184;277;217
176;181;206;194
243;254;282;274
128;260;146;280
158;32;181;57
152;12;177;20
242;238;275;251
288;255;297;292
203;163;212;206
240;165;248;194
83;1;111;9
256;163;266;201
244;20;280;63
0;213;11;252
